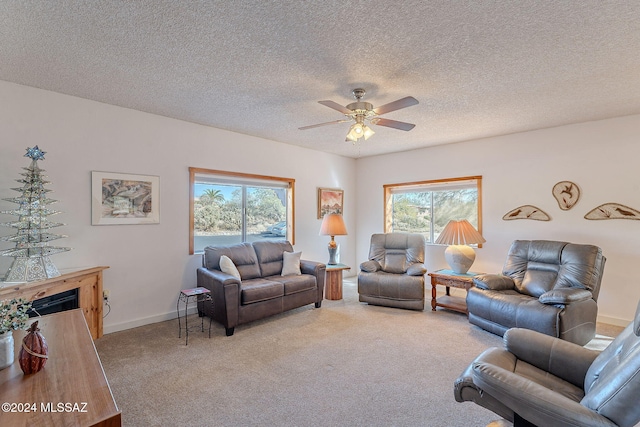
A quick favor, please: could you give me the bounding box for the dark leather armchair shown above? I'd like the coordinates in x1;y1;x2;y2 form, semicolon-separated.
454;299;640;427
357;233;427;310
467;240;606;345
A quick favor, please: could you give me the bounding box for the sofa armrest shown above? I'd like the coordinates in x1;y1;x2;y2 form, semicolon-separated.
300;260;326;302
197;267;241;288
197;267;242;332
539;288;593;305
473;274;515;291
406;263;427;276
300;259;326;277
504;328;599;388
360;260;381;272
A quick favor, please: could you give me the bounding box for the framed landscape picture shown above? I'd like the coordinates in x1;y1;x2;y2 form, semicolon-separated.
317;188;344;219
92;171;160;225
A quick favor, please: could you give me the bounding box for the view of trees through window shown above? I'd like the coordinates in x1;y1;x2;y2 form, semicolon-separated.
385;177;482;243
189;168;293;254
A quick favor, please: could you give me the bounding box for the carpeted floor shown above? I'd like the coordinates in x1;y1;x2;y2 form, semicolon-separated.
95;279;622;427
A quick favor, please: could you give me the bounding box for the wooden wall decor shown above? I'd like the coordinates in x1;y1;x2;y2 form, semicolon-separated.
502;205;551;221
584;203;640;220
552;181;580;210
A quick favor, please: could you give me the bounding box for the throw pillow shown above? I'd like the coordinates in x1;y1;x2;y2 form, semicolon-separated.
281;251;302;276
219;255;241;280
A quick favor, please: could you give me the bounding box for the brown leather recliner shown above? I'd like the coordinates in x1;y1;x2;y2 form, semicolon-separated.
454;299;640;427
357;233;427;310
467;240;606;345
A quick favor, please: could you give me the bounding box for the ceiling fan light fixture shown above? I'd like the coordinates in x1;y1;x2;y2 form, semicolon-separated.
301;88;419;144
345;133;358;143
345;121;375;142
362;125;375;140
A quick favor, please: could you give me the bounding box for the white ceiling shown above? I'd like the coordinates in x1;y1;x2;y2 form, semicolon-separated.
1;1;639;158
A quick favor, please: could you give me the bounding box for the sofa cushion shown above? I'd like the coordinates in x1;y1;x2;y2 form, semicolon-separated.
466;288;560;337
253;240;294;277
503;241;603;298
282;251;302;276
204;243;261;280
266;274;316;295
358;271;425;300
503;240;565;297
219;255;240;279
384;250;407;273
240;278;284;304
554;243;604;294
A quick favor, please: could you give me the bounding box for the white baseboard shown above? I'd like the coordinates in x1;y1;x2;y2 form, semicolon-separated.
597;314;630;328
103;306;199;335
102;304;630;335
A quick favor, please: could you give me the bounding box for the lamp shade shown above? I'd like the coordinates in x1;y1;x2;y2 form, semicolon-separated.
435;220;485;245
435;220;485;274
319;213;348;236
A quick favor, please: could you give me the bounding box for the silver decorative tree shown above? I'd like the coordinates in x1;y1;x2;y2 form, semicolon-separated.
1;146;70;282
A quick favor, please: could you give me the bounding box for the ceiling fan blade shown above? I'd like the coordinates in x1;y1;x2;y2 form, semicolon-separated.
373;96;419;115
371;117;416;131
299;119;351;130
318;100;352;115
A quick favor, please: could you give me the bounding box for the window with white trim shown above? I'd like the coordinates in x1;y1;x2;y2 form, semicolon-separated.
383;176;482;244
189;168;295;254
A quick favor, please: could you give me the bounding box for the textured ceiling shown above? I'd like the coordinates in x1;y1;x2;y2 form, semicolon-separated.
1;1;639;158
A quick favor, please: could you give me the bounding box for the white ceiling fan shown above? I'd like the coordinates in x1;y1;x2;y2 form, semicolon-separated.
299;88;419;143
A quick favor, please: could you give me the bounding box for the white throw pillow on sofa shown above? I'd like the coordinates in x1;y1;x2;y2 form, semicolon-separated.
281;251;302;276
219;255;241;279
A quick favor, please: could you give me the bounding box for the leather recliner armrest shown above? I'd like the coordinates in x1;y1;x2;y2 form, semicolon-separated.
406;263;427;276
360;260;381;272
473;274;514;291
471;358;616;427
503;328;599;388
539;288;593;305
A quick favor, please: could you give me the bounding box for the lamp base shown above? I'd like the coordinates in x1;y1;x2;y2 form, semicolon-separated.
444;245;476;274
327;244;337;265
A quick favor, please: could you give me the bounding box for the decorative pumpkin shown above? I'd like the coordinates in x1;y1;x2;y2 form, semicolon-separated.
19;321;48;374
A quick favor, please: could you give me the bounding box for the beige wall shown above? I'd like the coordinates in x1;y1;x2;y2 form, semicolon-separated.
2;78;639;330
0;81;356;333
355;114;640;325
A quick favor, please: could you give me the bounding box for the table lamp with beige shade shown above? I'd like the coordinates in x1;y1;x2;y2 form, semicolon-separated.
319;213;347;265
434;219;485;274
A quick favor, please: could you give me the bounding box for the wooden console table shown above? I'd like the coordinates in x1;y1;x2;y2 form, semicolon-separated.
0;309;121;426
0;266;109;339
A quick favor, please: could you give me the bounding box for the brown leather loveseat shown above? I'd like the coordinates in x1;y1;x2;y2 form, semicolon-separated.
196;240;325;336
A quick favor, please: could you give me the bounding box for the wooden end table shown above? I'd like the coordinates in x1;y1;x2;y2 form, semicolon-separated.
429;269;482;315
325;264;350;300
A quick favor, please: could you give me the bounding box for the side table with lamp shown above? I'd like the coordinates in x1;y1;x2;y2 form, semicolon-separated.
319;213;349;300
431;219;485;314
